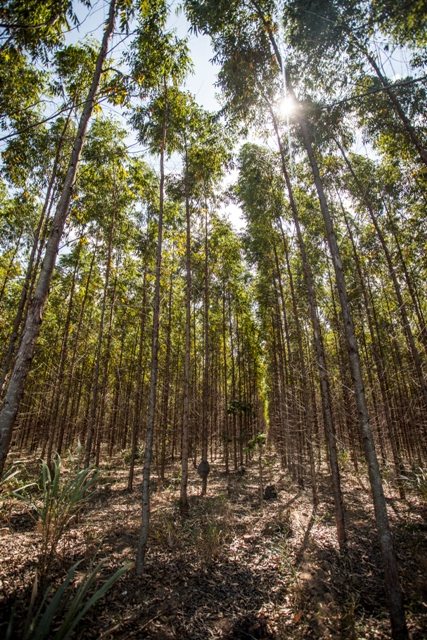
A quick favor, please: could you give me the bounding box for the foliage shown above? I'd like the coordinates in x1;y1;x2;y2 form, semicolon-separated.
14;457;100;575
7;558;133;640
400;468;427;503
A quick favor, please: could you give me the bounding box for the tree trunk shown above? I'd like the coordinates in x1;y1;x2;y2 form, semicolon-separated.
180;135;191;515
200;207;210;496
128;269;148;491
136;91;168;574
84;202;116;469
293;101;407;638
0;0;117;476
269;106;346;545
336;139;427;408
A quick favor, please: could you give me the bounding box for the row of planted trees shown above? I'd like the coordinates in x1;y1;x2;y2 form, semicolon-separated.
1;0;427;638
183;1;427;638
238;142;427;483
0;104;264;480
2;133;263;482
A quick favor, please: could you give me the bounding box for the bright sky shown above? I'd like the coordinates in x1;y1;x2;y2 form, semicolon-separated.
64;0;246;230
62;1;418;233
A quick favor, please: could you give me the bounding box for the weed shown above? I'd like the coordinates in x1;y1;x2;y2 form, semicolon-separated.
152;510;181;550
400;467;427;502
7;557;132;640
121;446;144;466
338;449;351;470
1;461;33;495
14;456;101;576
196;521;230;562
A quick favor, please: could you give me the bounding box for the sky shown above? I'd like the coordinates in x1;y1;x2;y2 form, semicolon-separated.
61;1;419;232
64;0;246;229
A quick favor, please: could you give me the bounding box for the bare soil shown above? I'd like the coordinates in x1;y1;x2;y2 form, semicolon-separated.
1;453;426;639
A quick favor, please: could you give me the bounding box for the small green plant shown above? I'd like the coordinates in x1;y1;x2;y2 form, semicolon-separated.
1;462;23;491
14;456;101;575
67;440;83;472
338;449;350;470
1;462;34;531
152;510;181;549
1;461;34;496
7;558;133;640
121;446;144;466
244;433;267;505
197;523;226;562
400;467;427;502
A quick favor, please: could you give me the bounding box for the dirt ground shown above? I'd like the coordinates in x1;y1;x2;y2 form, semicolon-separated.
1;452;426;639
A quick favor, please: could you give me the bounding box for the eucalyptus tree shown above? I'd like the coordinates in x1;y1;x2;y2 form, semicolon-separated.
0;40;102;397
237;144;326;512
164;96;233;507
0;0;76;56
79;117;134;468
282;0;427;168
0;0;119;476
184;2;408;635
127;3;193;572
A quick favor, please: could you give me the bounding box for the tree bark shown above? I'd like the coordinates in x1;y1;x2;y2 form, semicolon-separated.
292;101;407;638
180;134;191;515
128;269;148;491
0;0;117;475
269;106;346;545
136;91;168;573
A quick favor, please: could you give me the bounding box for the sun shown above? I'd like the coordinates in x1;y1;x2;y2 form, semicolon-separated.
280;95;295;116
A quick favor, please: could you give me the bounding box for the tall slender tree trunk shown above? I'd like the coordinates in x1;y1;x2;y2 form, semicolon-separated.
275;236;318;504
136;91;168;574
269;107;346;545
46;252;80;464
0;230;23;308
200;207;210;496
291;99;407;638
160;273;173;481
336;140;427;408
222;292;229;474
0;108;73;396
128;269;148;491
84;205;116;469
95;275;117;467
180;135;191;515
58;246;97;453
0;0;117;476
338;195;406;494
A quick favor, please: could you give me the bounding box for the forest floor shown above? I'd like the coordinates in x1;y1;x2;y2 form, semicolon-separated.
1;452;427;639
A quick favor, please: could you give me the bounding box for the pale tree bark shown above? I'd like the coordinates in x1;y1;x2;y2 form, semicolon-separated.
222;292;229;474
180;135;191;515
0;110;72;396
255;6;407;616
136;94;168;574
46;253;80;464
336;138;427;408
0;230;23;308
292;103;408;639
274;235;318;505
200;206;210;496
269;107;346;545
128;269;148;491
84;203;116;469
95;274;117;467
0;0;117;476
58;246;97;454
159;272;173;482
337;192;406;496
